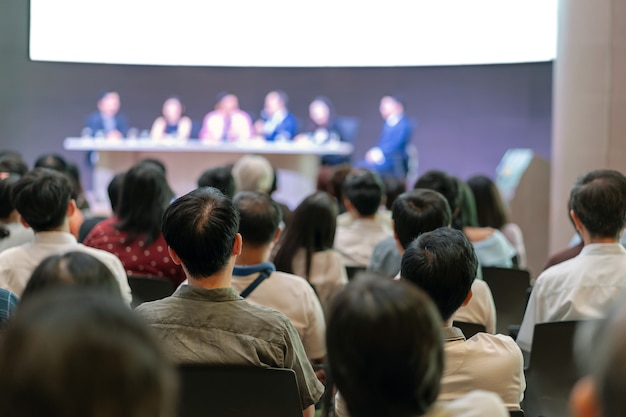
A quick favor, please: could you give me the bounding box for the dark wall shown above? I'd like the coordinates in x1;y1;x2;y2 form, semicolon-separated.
1;0;552;187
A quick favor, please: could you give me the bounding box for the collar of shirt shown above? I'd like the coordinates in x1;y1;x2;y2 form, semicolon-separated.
442;326;466;342
173;285;243;302
34;231;77;245
386;113;402;127
580;242;626;256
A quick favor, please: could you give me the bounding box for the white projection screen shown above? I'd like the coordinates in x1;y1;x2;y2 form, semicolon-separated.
29;0;557;67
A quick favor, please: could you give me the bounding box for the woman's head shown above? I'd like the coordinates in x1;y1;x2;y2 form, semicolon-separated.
466;175;508;229
21;251;121;303
116;161;174;245
309;96;335;127
162;96;184;125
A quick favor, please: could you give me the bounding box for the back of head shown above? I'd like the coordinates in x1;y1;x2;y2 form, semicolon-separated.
327;275;443;417
0;174;20;219
467;175;508;229
383;176;407;211
107;172;125;214
454;178;479;229
21;252;121;304
116;162;174;245
401;228;478;321
138;158;167;175
231;155;274;194
0;153;28;176
197;166;235;198
413;170;459;216
34;154;68;173
273;191;338;275
570;169;626;239
393;189;452;250
162;187;239;279
233;191;282;247
343;170;384;216
0;288;177;417
12;168;73;232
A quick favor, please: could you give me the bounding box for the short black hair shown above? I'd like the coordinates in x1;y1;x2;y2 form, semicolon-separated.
34;154;68;173
12;168;73;232
0;174;20;219
138;158;167;175
0;288;177;417
233;191;282;247
21;252;121;304
413;170;459;215
162;187;239;279
401;228;478;321
570;170;626;239
97;89;118;101
327;275;443;417
107;172;125;214
392;189;452;249
197;166;235;199
269;90;289;106
343;170;384;216
0;153;28;176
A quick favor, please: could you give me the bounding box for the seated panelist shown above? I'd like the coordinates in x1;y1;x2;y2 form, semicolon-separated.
84;90;128;139
254;90;298;142
149;96;192;140
199;92;253;142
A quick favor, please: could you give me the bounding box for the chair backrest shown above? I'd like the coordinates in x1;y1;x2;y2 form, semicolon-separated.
509;409;526;417
128;276;175;308
178;365;303;417
453;321;487;339
345;266;367;280
523;320;594;417
481;267;531;335
335;116;360;145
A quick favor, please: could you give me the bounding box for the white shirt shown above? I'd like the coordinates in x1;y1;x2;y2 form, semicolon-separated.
291;248;348;314
472;229;516;268
336;389;508;417
0;231;132;304
334;218;393;267
231;270;326;360
453;279;497;334
0;222;34;253
501;223;527;268
441;327;525;409
517;243;626;352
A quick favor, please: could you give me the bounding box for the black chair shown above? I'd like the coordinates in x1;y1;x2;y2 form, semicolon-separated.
178;365;303;417
523;320;595;417
128;276;175;308
509;410;526;417
345;266;367;280
481;267;531;335
453;321;487;338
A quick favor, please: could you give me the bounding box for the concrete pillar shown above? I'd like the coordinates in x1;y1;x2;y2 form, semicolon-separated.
550;0;626;254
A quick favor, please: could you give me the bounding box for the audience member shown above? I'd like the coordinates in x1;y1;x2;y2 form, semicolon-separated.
0;152;28;176
517;169;626;352
360;95;413;178
273;191;348;312
232;191;326;362
0;288;18;328
382;175;406;211
134;187;323;416
330;275;508;417
401;228;525;408
255;90;298;142
150;96;192;139
334;170;393;267
0;168;131;302
66;162;90;211
326;163;353;214
199;92;253;141
415;170;515;268
20;251;122;304
468;175;527;268
83;162;185;285
0;288;177;417
77;171;125;242
0;174;34;252
369;189;497;333
197;165;235;198
84;89;128;138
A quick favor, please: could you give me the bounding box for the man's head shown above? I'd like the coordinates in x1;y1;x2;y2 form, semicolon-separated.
401;228;478;321
569;170;626;240
379;95;404;120
327;275;443;417
216;92;240;114
392;189;452;251
233;191;282;248
12;168;74;232
413;170;460;216
231;155;274;194
97;90;121;117
264;90;288;117
197;166;235;199
0;288;177;417
343;170;385;217
162;187;241;279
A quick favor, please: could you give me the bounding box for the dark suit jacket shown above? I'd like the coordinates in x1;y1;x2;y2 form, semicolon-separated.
85;112;128;136
375;115;414;177
262;112;298;142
